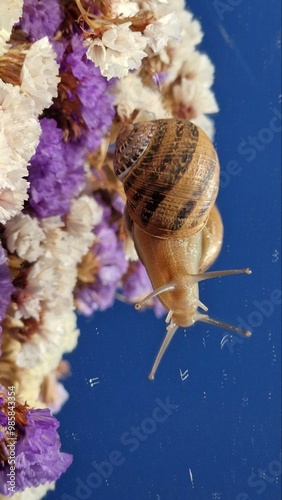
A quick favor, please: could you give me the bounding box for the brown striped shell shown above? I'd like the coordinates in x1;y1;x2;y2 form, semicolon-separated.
114;118;220;239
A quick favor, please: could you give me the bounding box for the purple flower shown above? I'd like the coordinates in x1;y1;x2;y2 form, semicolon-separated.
20;0;63;41
76;219;128;315
77;282;118;314
0;398;8;441
153;297;167;318
40;36;115;211
27;118;84;218
0;244;13;349
57;34;115;151
52;39;67;64
112;193;126;214
15;409;72;488
122;261;152;301
0;393;72;495
152;71;169;86
121;261;166;318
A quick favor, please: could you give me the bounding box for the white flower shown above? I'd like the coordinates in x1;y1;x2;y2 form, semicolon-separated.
0;81;40;165
0;39;59;228
20;36;60;114
0;81;41;223
0;29;11;56
16;310;79;369
0;0;24;56
124;236;139;261
112;0;139;16
0;1;24;31
12;216;71;321
86;22;149;79
12;194;98;326
112;0;171;19
173;78;219;116
113;74;171;119
66;195;103;238
37;236;78;316
0;132;25;191
153;0;187;17
160;9;204;81
181;51;216;87
0;38;60;224
0;178;29;225
42;376;69;414
65;196;101;262
15;257;56;320
4;213;45;262
178;10;203;47
191;115;215;141
145;12;182;53
5;482;55;500
39;215;64;231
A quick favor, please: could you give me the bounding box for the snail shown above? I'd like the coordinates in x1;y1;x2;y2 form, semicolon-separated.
114;118;251;380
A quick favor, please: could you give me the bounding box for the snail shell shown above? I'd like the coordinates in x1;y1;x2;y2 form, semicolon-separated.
199;203;223;272
114;118;220;239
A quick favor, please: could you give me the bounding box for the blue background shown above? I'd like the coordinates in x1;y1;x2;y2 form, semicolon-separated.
48;2;281;499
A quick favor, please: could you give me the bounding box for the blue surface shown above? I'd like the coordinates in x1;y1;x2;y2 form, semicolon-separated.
49;2;281;499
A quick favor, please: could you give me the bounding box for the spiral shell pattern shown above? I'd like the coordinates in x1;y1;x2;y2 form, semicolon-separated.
114;119;220;238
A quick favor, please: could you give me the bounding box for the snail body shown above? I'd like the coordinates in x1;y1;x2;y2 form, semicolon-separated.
114;118;251;380
129;222;202;326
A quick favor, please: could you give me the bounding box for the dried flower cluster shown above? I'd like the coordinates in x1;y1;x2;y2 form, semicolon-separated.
0;0;218;497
